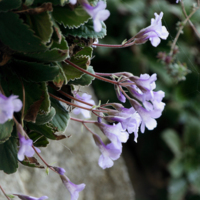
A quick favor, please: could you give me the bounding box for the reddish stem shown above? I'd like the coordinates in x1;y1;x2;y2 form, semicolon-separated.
49;93;106;113
70;117;96;123
94;40;136;48
65;60;119;85
0;185;11;200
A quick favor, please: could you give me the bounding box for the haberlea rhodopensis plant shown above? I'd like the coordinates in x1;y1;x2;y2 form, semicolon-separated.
1;0;199;199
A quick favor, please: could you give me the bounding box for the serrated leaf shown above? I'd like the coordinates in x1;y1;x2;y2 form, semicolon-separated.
20;156;44;168
29;132;49;147
39;82;51;114
62;56;89;82
68;66;95;86
0;0;22;12
0;136;18;174
10;60;60;82
162;129;182;157
27;122;66;140
0;120;14;144
61;19;106;39
52;6;90;29
29;12;53;44
0;12;47;52
51;35;69;50
50;97;70;132
35;107;56;125
16;47;69;62
75;47;93;58
4;70;49;117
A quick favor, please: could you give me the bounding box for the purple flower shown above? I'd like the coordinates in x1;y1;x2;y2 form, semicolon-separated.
114;85;126;103
95;122;129;148
72;93;95;119
93;134;122;169
60;175;85;200
0;94;22;124
129;73;157;94
129;99;161;133
52;166;66;175
135;12;169;47
176;0;180;3
18;134;40;161
69;0;77;4
105;107;141;142
14;194;48;200
83;1;110;32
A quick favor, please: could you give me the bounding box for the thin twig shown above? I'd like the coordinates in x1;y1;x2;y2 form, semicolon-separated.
0;185;11;200
181;1;200;39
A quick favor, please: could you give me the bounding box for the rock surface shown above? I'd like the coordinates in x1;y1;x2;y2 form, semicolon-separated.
0;88;135;200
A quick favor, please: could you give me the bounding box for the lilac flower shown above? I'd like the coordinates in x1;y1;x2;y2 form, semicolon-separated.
18;133;40;161
0;94;22;124
60;175;85;200
83;1;110;32
134;12;169;47
95;122;129;148
129;98;161;133
72;93;95;119
52;166;66;175
69;0;77;4
129;73;157;94
176;0;180;3
93;134;122;169
105;107;141;142
114;85;126;103
14;194;48;200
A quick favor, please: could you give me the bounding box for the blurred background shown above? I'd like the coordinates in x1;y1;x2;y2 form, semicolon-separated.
92;0;200;199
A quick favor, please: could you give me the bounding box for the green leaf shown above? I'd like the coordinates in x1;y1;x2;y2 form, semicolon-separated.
24;0;34;6
27;122;66;140
16;47;69;62
10;60;60;82
39;82;51;114
0;12;47;52
188;167;200;193
29;12;53;44
0;136;18;174
52;6;90;29
75;47;93;58
61;19;106;39
62;56;89;82
35;107;56;125
51;35;69;51
68;66;95;86
168;178;187;200
0;120;14;144
29;132;49;147
161;129;182;157
168;157;184;178
50;97;70;132
0;0;22;12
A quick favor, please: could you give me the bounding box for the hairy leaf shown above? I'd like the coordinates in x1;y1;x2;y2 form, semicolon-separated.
0;12;47;52
62;19;106;39
52;6;90;28
0;0;22;12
